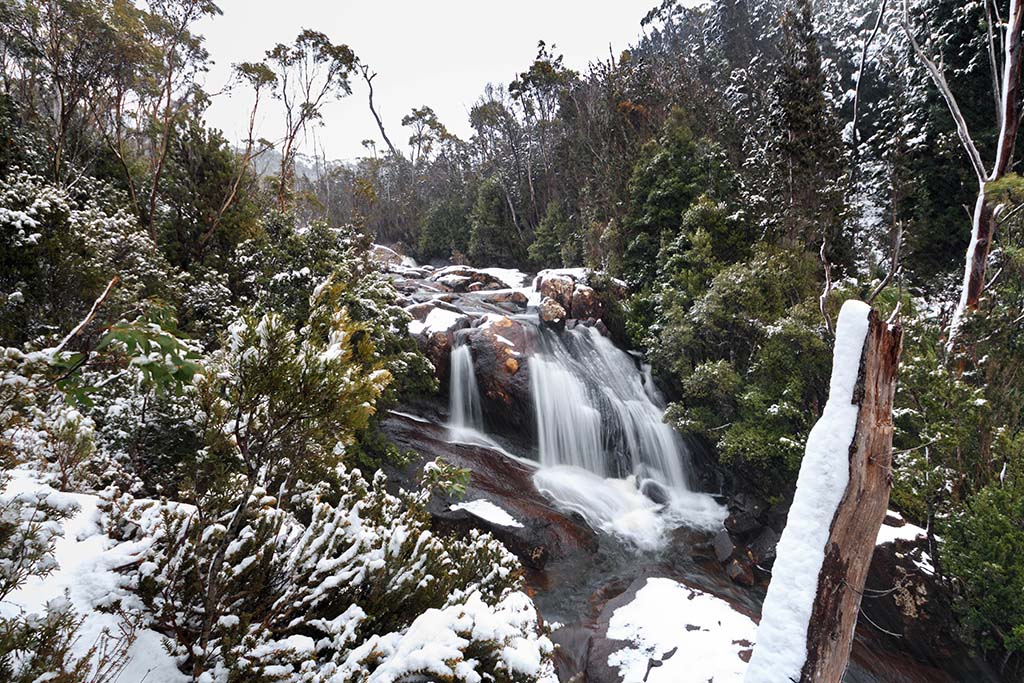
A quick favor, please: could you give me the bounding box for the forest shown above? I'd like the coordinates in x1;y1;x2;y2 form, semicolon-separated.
1;0;1023;681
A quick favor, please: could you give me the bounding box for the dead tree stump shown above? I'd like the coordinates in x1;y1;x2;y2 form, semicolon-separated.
801;308;903;682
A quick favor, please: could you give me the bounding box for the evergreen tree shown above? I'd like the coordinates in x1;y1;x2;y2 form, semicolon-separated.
766;0;848;263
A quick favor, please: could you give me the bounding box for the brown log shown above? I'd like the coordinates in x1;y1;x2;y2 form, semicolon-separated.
801;308;903;682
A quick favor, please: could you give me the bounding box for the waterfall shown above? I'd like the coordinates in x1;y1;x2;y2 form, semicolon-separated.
531;324;691;490
448;342;484;433
530;324;725;545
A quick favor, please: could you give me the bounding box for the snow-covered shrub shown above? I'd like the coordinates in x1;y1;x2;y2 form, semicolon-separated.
110;465;553;683
0;171;177;345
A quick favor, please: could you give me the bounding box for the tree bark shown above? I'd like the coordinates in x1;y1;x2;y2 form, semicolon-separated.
800;308;903;682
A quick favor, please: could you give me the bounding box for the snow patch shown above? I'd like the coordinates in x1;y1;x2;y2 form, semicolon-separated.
607;577;757;682
449;499;524;528
1;470;187;683
408;307;467;336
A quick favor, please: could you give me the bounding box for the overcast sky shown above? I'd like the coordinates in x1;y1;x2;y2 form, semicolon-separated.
195;0;674;161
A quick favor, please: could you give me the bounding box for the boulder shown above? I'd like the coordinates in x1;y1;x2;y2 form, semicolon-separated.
405;302;472;382
538;296;567;330
726;557;755;586
748;526;780;567
475;289;528;307
724;493;768;536
535;273;575;310
570;284;604;320
713;529;736;563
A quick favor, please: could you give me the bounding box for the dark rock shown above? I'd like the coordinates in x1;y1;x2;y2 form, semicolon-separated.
640;479;671;506
748;527;780;567
713;529;736;563
725;493;768;535
726;557;755;586
593;319;610;337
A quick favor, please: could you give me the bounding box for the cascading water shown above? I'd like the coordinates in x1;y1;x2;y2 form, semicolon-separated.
532;324;691;487
448;340;484;434
442;270;725;548
529;323;725;548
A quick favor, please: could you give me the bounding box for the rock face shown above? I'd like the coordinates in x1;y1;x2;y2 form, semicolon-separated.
380;410;597;570
464;315;533;433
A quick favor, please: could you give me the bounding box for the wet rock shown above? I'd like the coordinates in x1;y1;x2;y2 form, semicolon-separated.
536;273;575;310
464;316;533;433
539;297;567;330
748;527;780;567
379;410;598;570
713;529;736;564
593;319;610;337
639;479;670;506
570;284;604;320
725;493;768;535
726;557;755;586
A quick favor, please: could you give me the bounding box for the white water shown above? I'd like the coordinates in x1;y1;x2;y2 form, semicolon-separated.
531;324;691;489
529;324;724;547
448;342;484;434
444;275;725;549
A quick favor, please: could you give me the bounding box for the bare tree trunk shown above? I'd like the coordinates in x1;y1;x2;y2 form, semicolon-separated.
360;65;399;158
903;0;1024;348
801;308;903;682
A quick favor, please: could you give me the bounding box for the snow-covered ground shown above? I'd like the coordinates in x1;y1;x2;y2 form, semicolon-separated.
2;469;186;682
408;306;467;336
606;577;757;682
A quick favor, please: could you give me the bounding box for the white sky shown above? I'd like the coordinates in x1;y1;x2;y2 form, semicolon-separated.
195;0;671;161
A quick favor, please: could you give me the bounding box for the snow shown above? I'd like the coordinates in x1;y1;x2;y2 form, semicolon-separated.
876;518;927;546
407;307;466;336
336;590;556;683
1;470;187;682
387;409;431;424
607;577;757;682
744;299;871;683
449;499;524;528
478;268;530;289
